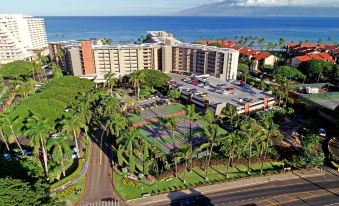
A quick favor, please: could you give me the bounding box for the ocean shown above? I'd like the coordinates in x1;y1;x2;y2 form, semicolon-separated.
44;16;339;44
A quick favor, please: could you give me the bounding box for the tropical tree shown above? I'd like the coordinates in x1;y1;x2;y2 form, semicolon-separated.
104;71;117;96
24;115;54;178
50;62;63;78
185;104;200;166
279;38;286;49
258;38;266;50
167;89;181;101
0;113;24;154
106;113;128;140
239;118;262;175
0;127;10;152
46;134;72;179
130;71;145;100
101;38;113;45
220;131;242;178
237;63;249;84
161;117;179;176
203;123;223;180
204;109;216;125
116;128;144;173
61;114;87;158
222;104;238;128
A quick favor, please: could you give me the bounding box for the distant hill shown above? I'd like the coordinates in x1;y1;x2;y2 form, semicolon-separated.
174;1;339;17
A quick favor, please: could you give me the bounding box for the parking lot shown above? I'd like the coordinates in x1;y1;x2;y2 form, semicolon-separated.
169;73;274;109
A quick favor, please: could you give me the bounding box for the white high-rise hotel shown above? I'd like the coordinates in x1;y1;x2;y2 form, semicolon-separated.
0;14;48;64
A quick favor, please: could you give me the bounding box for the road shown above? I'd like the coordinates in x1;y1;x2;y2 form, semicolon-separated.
78;132;123;205
150;170;339;206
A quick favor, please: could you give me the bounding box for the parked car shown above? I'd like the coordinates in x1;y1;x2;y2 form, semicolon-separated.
193;91;203;96
319;128;326;137
200;93;208;98
243;97;253;102
191;81;199;86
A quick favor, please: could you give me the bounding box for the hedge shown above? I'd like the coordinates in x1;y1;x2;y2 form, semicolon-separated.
50;159;83;191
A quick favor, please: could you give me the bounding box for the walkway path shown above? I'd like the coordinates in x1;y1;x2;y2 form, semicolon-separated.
78;132;124;205
126;168;325;206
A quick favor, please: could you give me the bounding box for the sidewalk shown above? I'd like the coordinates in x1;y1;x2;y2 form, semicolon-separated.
126;169;324;206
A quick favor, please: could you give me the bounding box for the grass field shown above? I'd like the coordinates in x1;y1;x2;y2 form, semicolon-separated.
114;162;284;200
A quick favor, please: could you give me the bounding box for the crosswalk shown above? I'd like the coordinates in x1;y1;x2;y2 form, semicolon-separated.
79;200;121;206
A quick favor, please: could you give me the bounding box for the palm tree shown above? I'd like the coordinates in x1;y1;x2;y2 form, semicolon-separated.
107;113;127;139
116;128;143;173
267;42;275;51
25;115;54;178
61;114;87;158
100;96;120;116
130;71;145;100
222;104;238;128
203;124;222;180
204;109;216;125
260;120;279;174
239;118;261;175
104;71;117;96
46;133;72;179
279;38;286;49
0;113;24;154
221;131;241;178
258;38;266;50
0;127;10;151
175;143;203;183
161;117;179;177
101;38;113;45
185;104;200;168
34;50;49;80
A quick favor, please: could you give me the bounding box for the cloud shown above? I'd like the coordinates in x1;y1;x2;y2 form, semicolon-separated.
223;0;338;6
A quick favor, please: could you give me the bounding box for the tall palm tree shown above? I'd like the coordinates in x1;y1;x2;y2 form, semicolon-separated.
61;114;87;158
279;38;286;49
0;127;10;151
204;109;216;125
107;113;128;140
116;128;143;173
161;117;179;177
100;96;120;117
239;118;261;175
258;38;266;50
185;104;200;166
25;115;54;178
222;104;238;128
203;123;222;180
0;113;24;154
46;133;72;178
104;71;117;96
130;71;145;100
221;131;241;178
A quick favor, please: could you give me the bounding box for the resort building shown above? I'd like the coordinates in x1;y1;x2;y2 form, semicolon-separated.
290;52;335;68
0;14;48;64
49;31;240;81
172;43;239;80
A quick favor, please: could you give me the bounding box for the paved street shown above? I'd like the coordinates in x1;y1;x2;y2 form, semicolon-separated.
142;169;339;206
78;132;123;205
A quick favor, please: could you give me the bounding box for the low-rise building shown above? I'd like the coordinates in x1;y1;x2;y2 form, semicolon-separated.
291;52;335;67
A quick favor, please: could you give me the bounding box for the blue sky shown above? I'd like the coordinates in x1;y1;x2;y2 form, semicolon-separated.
1;0;213;16
1;0;336;16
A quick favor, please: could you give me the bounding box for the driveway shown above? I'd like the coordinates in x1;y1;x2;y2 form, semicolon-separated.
78;131;124;205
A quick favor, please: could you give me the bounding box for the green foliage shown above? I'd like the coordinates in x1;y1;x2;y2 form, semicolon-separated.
261;65;274;74
290;150;324;169
274;66;305;79
0;61;39;80
299;60;335;81
138;69;171;88
0;157;53;206
6;76;94;135
0;177;49;206
167;89;181;100
50;159;83;190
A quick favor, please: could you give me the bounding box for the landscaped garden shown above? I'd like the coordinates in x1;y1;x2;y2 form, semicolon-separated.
114;161;284;200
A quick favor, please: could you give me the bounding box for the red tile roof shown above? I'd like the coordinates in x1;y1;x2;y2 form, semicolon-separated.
252;52;272;60
294;52;335;63
295;56;312;62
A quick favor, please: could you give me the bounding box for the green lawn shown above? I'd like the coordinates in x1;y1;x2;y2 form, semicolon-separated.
114;162;284;200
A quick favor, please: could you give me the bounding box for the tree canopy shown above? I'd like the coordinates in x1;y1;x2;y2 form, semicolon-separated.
208;42;224;48
0;61;40;81
299;60;335;81
274;66;305;79
137;69;170;88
